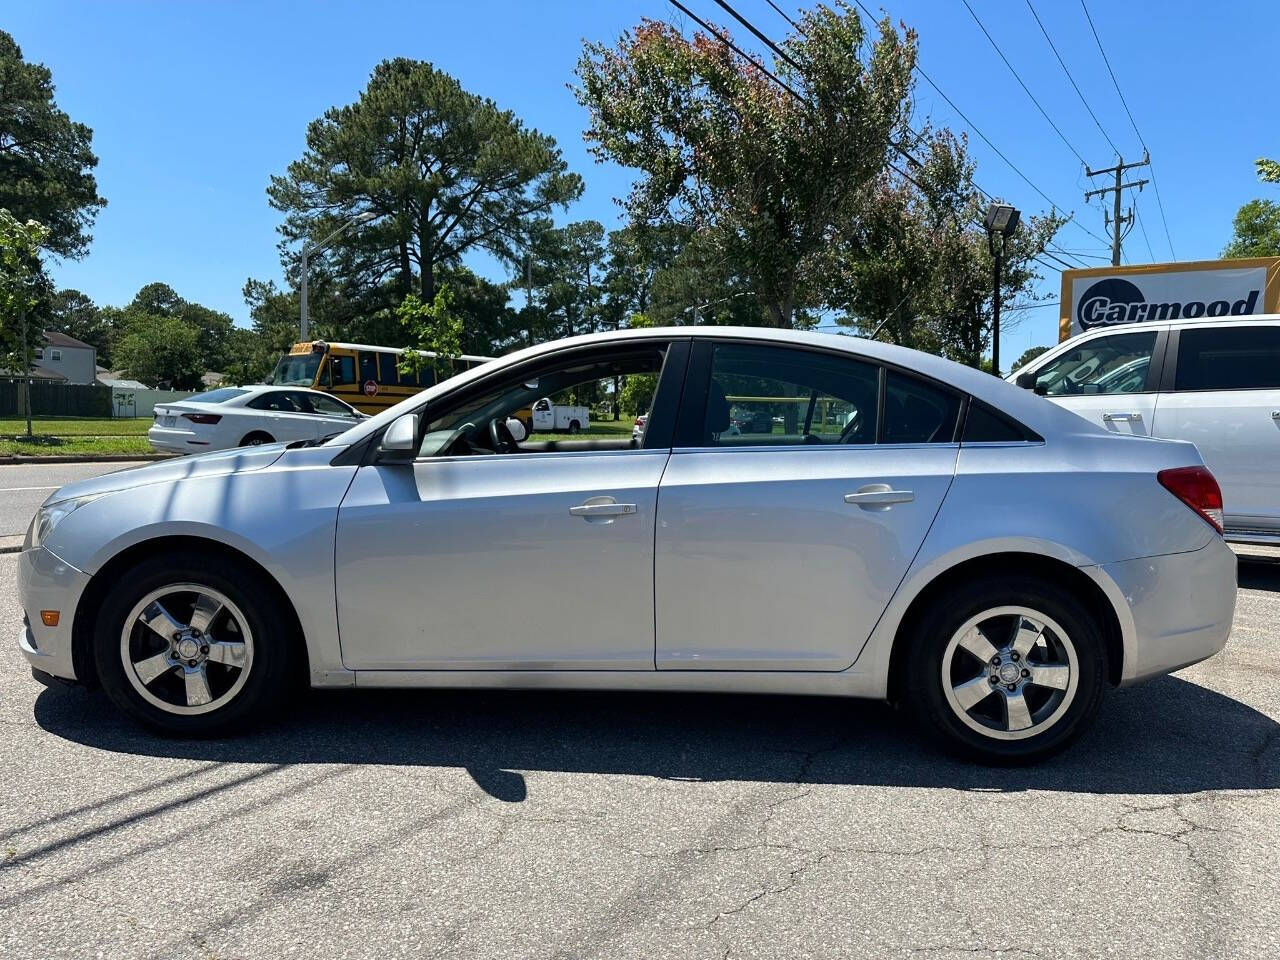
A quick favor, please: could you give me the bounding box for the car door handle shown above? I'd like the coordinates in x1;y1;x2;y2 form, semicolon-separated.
1102;412;1142;422
844;485;914;509
569;497;637;520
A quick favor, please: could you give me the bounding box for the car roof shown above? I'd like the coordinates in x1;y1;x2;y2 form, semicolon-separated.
331;326;1102;447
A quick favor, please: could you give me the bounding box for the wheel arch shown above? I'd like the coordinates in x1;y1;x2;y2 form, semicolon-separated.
885;551;1125;705
72;535;309;689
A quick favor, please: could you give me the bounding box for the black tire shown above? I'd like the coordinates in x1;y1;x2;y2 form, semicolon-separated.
240;431;274;447
93;553;296;736
903;574;1106;764
567;420;581;435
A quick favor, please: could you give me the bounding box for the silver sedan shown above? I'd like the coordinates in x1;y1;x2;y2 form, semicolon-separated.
18;327;1236;762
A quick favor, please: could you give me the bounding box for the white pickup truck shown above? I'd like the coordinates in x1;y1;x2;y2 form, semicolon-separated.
531;398;589;434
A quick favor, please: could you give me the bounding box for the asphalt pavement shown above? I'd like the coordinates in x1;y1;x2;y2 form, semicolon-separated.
0;461;1277;959
0;461;150;547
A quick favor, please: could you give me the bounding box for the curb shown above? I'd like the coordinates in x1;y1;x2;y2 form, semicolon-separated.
0;454;173;465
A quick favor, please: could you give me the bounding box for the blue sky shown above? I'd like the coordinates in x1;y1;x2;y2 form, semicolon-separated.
6;0;1277;357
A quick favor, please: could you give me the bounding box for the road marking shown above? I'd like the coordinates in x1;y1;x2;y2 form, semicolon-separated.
0;485;59;492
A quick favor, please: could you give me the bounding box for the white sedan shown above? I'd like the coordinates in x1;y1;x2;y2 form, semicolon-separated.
22;327;1235;763
148;386;364;454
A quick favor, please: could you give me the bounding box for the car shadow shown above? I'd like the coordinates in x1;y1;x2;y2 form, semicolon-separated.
1238;556;1280;592
34;675;1278;802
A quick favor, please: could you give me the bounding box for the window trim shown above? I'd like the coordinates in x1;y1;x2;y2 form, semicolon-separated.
1166;324;1280;393
674;337;968;451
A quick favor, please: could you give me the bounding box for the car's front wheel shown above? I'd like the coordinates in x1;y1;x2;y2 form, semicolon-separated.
904;575;1106;763
93;553;295;735
240;431;274;446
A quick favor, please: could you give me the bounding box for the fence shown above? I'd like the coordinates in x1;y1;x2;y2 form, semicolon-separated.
0;381;198;419
0;380;112;418
108;388;197;418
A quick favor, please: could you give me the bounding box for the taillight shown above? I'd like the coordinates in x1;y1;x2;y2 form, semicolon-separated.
182;413;222;425
1157;465;1223;534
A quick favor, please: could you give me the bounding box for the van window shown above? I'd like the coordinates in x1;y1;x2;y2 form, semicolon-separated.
1174;326;1280;391
1030;331;1156;396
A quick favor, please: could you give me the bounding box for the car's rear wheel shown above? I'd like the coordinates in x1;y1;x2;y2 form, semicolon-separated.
93;554;294;735
240;431;274;446
904;575;1106;763
567;420;581;435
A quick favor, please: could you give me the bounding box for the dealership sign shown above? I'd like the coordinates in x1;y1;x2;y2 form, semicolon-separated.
1059;258;1280;340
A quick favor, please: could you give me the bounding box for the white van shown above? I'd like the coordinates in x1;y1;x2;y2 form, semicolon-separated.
1011;315;1280;544
530;398;589;434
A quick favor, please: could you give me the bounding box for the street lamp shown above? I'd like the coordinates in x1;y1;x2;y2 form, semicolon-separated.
983;202;1020;378
299;211;378;340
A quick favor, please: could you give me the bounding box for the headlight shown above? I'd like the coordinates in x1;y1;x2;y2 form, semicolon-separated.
25;494;105;550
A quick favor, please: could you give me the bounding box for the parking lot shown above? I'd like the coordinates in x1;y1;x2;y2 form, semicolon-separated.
1;462;1277;960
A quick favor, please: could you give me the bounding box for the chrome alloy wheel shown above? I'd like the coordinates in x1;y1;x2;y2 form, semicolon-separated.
940;606;1079;741
119;584;254;715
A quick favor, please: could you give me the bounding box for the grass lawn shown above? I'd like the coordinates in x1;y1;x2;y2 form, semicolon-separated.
527;418;634;443
0;434;154;457
0;417;152;437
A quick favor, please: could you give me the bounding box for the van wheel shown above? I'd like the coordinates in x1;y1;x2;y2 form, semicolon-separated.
903;575;1106;764
93;553;295;736
240;431;274;446
567;421;581;435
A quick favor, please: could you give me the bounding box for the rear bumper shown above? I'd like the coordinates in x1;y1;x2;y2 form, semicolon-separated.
1097;537;1237;686
147;426;208;454
18;545;91;683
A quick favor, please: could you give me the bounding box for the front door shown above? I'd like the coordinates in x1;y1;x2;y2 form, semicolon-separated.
1027;329;1163;436
655;341;962;671
1151;323;1280;533
334;340;685;670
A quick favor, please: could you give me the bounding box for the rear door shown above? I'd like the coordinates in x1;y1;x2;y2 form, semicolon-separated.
654;340;961;671
1022;328;1165;435
1151;322;1280;534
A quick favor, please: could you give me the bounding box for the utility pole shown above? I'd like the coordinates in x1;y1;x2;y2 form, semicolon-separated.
1085;153;1150;266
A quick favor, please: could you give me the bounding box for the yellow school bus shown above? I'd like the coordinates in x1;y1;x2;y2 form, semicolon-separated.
267;341;494;414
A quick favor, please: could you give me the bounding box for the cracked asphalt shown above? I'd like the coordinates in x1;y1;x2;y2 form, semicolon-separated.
2;547;1278;958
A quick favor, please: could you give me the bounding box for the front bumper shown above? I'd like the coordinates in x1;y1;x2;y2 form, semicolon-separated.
18;545;91;682
1099;536;1237;686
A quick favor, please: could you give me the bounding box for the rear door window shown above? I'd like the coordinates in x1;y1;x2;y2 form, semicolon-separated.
882;371;963;443
1174;326;1280;391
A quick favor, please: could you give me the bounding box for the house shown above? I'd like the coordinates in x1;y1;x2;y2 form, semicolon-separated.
34;331;97;385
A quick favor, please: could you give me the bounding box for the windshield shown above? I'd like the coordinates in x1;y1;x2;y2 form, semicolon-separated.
188;388;249;404
269;352;322;386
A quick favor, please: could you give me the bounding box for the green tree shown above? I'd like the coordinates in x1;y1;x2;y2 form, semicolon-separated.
48;288;113;365
0;32;106;259
575;4;916;328
267;57;582;337
0;211;52;435
119;282;236;373
398;285;463;379
1258;157;1280;184
1012;345;1050;372
1223;199;1280;259
113;313;203;389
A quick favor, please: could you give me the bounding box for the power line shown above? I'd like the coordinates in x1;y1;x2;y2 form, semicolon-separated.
1079;0;1176;260
1024;0;1120;157
710;0;803;74
1134;206;1156;262
848;0;1109;250
958;0;1086;165
667;0;805;102
763;0;800;33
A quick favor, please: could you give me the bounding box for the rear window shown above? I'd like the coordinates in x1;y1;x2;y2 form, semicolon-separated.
189;388;247;404
1174;326;1280;391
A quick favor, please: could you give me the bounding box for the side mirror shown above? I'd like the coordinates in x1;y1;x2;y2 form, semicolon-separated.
1015;372;1036;390
506;417;528;443
378;413;418;463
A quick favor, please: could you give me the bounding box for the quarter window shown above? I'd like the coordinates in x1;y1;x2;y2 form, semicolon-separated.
1030;331;1156;397
1174;326;1280;391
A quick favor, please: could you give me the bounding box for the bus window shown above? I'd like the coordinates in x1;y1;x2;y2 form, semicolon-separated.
378;352;400;386
359;352;378;386
330;354;355;387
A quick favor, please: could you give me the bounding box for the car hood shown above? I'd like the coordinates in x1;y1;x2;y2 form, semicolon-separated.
47;444;289;504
